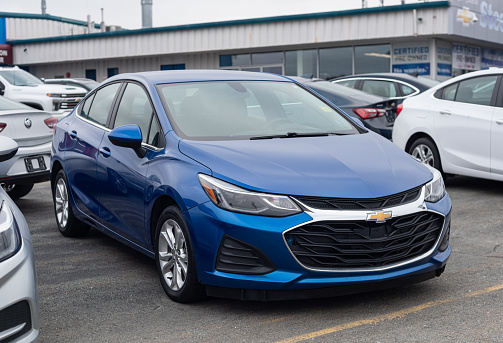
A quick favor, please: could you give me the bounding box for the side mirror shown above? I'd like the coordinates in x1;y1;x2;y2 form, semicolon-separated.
0;136;18;162
108;124;146;158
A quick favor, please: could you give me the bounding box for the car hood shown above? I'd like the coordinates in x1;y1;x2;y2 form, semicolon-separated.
178;132;432;198
13;83;86;95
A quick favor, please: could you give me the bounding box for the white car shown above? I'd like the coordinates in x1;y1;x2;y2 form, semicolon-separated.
0;96;55;199
0;66;86;116
0;136;40;342
393;68;503;181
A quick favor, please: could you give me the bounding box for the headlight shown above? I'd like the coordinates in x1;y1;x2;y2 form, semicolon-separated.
47;93;64;97
0;200;21;262
423;165;445;203
198;174;302;217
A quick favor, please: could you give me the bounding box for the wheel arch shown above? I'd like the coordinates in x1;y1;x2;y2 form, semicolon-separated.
406;132;443;171
149;195;179;249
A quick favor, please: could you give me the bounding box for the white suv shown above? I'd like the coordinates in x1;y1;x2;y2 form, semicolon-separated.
0;66;86;116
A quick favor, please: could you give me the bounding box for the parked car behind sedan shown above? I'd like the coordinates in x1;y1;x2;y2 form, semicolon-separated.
0;95;56;199
51;70;451;303
332;73;439;101
293;77;397;139
44;78;99;92
0;136;40;343
392;68;503;181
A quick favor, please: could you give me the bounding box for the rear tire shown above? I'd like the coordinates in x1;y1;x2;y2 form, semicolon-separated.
155;206;205;303
408;137;442;172
53;170;90;237
6;183;34;200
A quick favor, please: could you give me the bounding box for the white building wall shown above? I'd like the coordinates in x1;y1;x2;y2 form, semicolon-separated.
30;53;220;80
6;18;99;40
12;7;450;66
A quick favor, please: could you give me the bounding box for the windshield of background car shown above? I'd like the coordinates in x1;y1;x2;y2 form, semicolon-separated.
0;95;33;110
157;81;359;140
0;69;43;86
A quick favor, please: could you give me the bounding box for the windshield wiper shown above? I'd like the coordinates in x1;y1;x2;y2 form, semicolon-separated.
250;132;335;140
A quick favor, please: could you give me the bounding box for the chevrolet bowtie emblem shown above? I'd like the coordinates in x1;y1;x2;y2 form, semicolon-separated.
366;211;392;223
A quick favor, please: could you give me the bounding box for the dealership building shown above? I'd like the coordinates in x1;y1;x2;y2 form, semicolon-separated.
1;0;503;82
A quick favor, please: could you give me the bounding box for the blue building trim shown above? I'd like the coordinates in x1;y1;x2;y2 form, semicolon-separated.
0;17;6;44
6;1;449;45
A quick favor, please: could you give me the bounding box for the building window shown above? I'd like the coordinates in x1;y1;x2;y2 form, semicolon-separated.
85;69;97;81
161;64;186;70
220;54;251;67
285;49;317;78
251;52;284;65
354;45;391;74
107;67;119;78
319;47;353;80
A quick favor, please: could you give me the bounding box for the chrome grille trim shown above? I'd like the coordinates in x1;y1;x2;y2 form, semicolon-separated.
283;186;448;273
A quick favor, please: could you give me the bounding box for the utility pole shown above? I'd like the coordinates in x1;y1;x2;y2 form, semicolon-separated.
41;0;46;14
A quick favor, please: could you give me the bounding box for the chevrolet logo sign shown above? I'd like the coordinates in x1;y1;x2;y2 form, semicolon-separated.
366;211;392;223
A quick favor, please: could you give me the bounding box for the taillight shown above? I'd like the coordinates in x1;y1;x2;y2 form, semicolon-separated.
396;103;403;116
352;108;386;120
44;117;58;129
0;123;6;133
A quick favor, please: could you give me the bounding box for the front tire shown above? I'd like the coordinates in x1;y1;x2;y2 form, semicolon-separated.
53;170;90;237
409;137;442;171
155;206;205;303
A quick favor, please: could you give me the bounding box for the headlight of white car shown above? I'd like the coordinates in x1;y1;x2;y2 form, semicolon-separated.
0;200;21;262
423;165;445;203
198;174;302;217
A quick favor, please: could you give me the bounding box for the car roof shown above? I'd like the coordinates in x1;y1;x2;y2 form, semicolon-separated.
107;69;292;84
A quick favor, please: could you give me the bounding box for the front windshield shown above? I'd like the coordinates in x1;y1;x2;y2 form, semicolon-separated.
157;81;360;140
0;69;43;86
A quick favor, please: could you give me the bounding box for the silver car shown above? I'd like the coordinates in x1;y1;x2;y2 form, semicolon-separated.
0;136;40;342
0;96;55;199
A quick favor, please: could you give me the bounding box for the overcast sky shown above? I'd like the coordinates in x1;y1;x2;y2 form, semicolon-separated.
1;0;434;29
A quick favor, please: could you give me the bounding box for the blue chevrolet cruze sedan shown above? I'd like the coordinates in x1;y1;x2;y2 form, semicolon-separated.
50;70;451;303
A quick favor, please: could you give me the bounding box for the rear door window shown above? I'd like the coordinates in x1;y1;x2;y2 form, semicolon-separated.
85;83;121;126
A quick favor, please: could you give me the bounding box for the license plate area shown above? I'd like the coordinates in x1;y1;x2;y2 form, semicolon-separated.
25;156;47;172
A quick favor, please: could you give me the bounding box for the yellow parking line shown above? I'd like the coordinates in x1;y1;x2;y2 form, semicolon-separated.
275;283;503;343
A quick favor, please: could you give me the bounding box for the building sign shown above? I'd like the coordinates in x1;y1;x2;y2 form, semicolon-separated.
392;42;430;75
450;0;503;45
437;41;452;77
481;48;503;69
452;43;480;70
0;44;12;65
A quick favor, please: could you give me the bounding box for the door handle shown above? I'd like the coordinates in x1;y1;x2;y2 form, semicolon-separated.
69;130;77;139
496;119;503;125
99;147;111;158
439;110;451;115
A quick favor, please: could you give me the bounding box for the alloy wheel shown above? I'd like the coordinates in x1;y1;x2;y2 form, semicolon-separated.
411;144;435;167
158;219;188;291
55;178;69;228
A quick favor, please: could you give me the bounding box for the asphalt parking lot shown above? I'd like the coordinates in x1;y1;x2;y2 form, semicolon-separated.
16;176;503;343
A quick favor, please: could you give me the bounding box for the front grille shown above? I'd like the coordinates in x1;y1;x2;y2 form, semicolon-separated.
60;100;81;109
284;212;444;270
216;235;276;275
294;186;422;210
0;300;32;342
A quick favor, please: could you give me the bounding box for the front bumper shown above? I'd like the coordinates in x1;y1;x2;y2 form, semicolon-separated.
0;238;39;342
186;188;452;299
